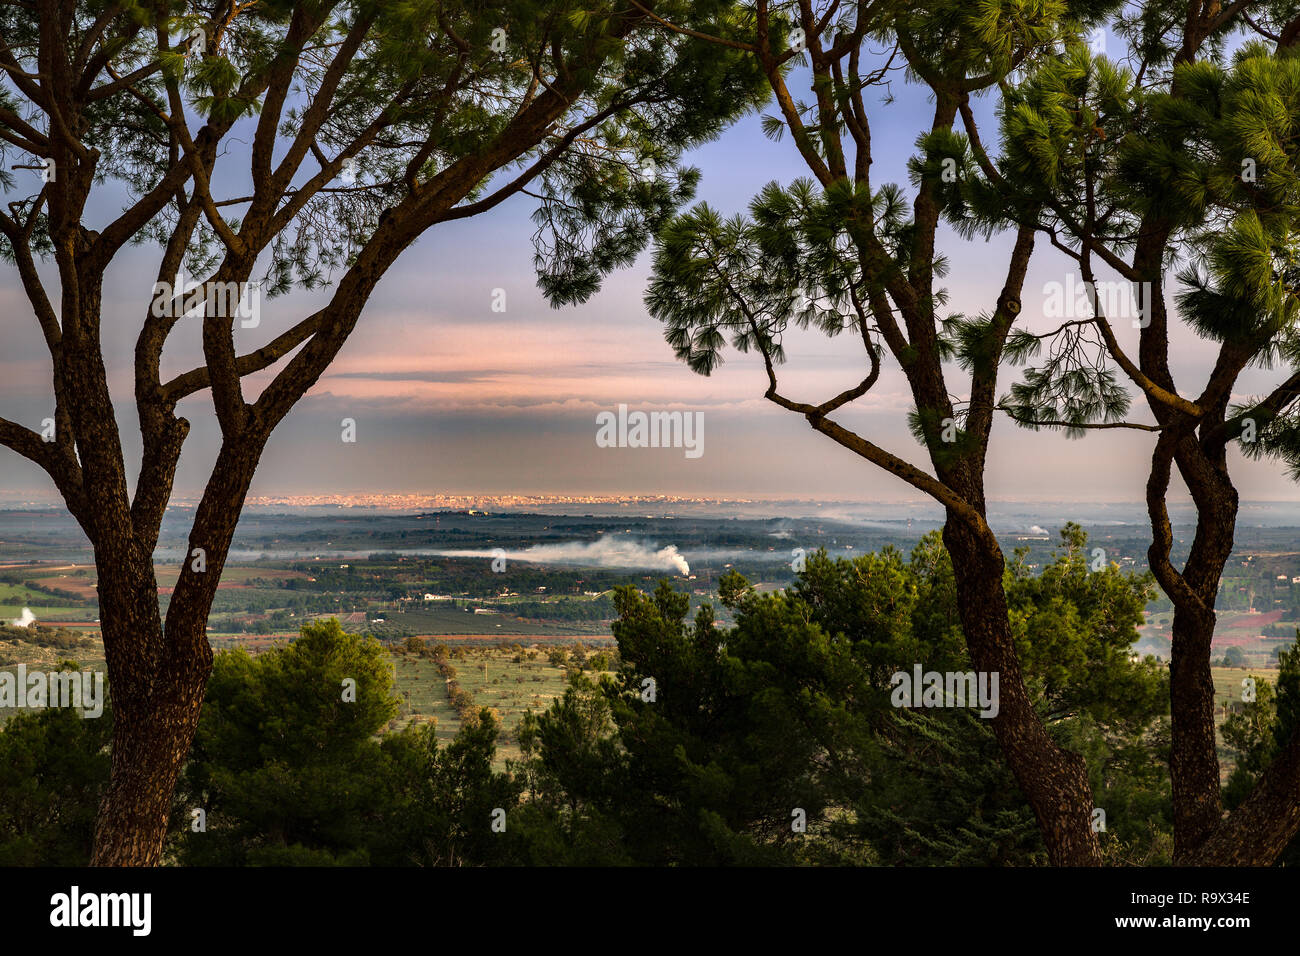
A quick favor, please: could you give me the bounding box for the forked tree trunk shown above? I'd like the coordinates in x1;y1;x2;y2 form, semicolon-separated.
86;442;257;865
1184;735;1300;864
1158;465;1300;865
943;517;1102;866
1156;437;1240;861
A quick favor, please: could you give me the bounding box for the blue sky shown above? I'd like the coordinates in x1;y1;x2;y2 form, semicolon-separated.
1;49;1296;507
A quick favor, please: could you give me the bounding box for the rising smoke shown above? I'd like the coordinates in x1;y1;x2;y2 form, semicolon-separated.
434;534;691;575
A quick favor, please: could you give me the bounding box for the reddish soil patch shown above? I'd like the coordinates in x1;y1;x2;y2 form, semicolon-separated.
28;576;98;599
1222;610;1284;629
1212;634;1255;647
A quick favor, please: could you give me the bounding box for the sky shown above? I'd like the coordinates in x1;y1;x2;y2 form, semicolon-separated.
1;40;1297;508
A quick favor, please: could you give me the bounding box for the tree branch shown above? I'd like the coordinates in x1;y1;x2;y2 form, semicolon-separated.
164;312;326;402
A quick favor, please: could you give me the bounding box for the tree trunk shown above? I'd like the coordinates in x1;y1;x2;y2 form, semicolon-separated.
943;517;1102;866
89;559;213;866
89;650;210;865
1167;598;1222;859
1185;731;1300;864
1161;435;1238;861
1158;448;1300;864
84;437;259;865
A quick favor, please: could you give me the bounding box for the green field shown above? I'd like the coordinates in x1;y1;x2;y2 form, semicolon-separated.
0;624;592;758
1211;665;1278;709
389;646;610;764
0;604;87;623
0;576;97;624
0;650;108;727
0;583;59;605
1211;665;1281;780
0;624;104;664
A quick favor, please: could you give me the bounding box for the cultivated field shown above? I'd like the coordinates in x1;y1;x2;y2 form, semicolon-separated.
388;644;614;765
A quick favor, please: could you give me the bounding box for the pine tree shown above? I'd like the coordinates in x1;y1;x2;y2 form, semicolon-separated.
984;9;1300;863
0;0;766;865
644;0;1118;865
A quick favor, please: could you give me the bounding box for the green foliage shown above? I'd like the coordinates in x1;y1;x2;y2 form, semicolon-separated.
1224;645;1300;786
893;0;1114;92
379;711;523;866
0;624;91;651
1222;645;1246;667
508;674;630;864
648;178;909;377
0;666;111;866
0;1;769;308
513;527;1170;865
1008;525;1163;729
173;618;518;865
994;41;1300;454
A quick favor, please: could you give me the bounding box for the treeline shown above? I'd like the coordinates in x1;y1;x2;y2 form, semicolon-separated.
283;559;648;600
0;572;90;607
4;529;1296;866
1263;623;1300;639
504;597;615;622
187;589;370;633
427;642;478;725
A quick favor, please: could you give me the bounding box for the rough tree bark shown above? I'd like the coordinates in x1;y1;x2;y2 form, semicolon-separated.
1115;4;1300;865
688;0;1109;862
943;515;1101;865
0;0;715;865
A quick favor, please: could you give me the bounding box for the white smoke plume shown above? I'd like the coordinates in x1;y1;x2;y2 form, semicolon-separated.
436;535;690;575
11;607;36;628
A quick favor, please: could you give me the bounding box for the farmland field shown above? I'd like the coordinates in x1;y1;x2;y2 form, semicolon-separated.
388;644;613;765
361;605;610;638
0;602;85;623
1211;665;1279;710
0;617;608;764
